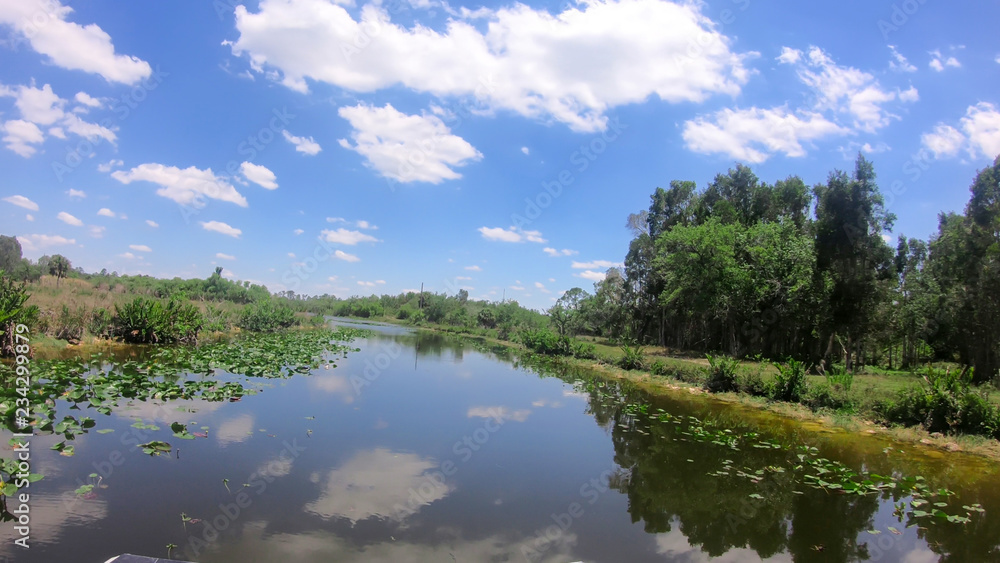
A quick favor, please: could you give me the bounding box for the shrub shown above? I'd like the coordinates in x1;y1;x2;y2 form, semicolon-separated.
650;360;669;376
396;306;414;320
617;344;645;370
571;340;597;360
773;358;809;402
87;307;113;338
0;275;37;357
738;368;772;398
237;300;295;332
519;328;572;356
113;297;203;344
54;305;86;343
477;308;497;329
879;367;1000;438
203;305;232;332
825;363;854;392
705;354;740;392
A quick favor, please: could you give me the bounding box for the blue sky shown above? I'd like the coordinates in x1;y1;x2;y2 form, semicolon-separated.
1;0;998;310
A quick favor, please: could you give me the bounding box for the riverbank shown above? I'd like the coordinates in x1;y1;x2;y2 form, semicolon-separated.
356;316;1000;462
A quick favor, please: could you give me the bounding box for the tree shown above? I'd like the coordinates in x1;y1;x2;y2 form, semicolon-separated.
0;235;22;274
457;288;469;305
48;254;71;287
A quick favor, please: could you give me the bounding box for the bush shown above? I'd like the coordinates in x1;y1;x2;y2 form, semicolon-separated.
113;297;203;344
0;275;37;357
571;340;597;360
650;360;669;376
773;358;809;402
825;363;854;392
477;308;497;329
738;368;772;398
519;328;572;356
237;300;295;332
396;306;414;320
879;367;1000;438
87;307;113;338
54;305;86;343
705;354;740;392
804;382;854;411
617;344;645;370
203;305;232;332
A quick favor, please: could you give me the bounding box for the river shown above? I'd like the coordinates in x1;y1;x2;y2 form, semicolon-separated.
2;320;998;562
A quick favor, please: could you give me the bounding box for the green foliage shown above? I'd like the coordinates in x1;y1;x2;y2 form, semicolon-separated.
773;358;809;402
825;363;854;392
54;305;86;342
202;305;232;333
617;344;646;370
476;307;497;329
113;297;203;344
87;307;113;338
879;367;1000;438
705;354;740;392
571;340;597;360
237;300;295;332
0;235;22;275
0;275;37;356
518;328;573;356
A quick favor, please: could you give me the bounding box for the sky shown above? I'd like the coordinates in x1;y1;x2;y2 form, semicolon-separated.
1;0;998;310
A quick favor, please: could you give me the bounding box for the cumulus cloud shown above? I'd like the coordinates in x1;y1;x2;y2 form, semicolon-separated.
57;211;83;226
572;260;622;269
321;228;380;245
282;130;321;155
0;83;116;156
16;233;75;252
293;228;304;235
0;0;151;84
216;253;236;260
200;220;242;238
97;208;116;218
67;188;85;198
464;265;482;271
230;0;753;132
333;250;360;262
928;49;961;72
97;158;124;173
129;244;152;252
74;91;101;108
338;103;481;184
575;270;606;282
543;247;578;257
683;106;846;163
240;161;278;189
921;103;1000;160
2;195;39;210
112;163;248;208
478;226;546;243
145;220;159;228
888;45;916;72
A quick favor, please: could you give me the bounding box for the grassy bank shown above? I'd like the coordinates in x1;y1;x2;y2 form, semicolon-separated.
349;314;1000;460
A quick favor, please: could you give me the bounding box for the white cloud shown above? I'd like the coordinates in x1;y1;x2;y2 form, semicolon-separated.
57;211;83;226
288;252;296;258
356;220;377;230
921;103;1000;160
928;49;961;72
326;217;345;223
231;0;753;132
97;207;116;218
25;214;34;221
200;220;243;238
961;102;1000;159
2;194;39;210
216;253;236;260
572;260;622;269
464;265;482;271
521;146;530;155
776;47;801;64
129;244;152;252
112;163;248;208
2;119;44;156
97;159;123;173
88;225;105;238
67;188;85;198
898;86;919;103
455;276;472;281
74;91;101;108
534;281;550;293
780;46;914;133
575;270;606;281
16;233;75;252
683;106;846;163
118;251;136;259
321;228;380;245
240;161;278;189
338;103;482;184
282;130;322;155
145;220;159;228
509;285;525;291
357;280;386;288
921;124;965;159
0;0;152;84
543;247;578;257
888;45;916;72
0;83;116;156
293;228;304;235
478;226;546;243
333;250;360;262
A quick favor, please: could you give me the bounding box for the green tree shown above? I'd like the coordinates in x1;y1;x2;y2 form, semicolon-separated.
0;235;22;274
48;254;71;287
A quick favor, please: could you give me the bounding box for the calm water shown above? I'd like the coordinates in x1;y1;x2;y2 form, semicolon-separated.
3;321;1000;562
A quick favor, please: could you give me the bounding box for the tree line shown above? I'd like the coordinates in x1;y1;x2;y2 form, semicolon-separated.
551;154;1000;384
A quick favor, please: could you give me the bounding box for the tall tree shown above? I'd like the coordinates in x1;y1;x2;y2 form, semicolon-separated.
0;235;22;274
48;254;71;287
